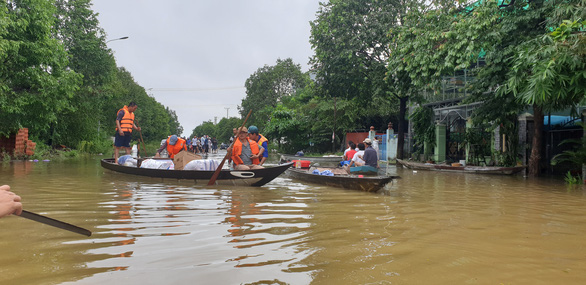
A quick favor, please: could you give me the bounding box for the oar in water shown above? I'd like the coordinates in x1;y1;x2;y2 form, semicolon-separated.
19;210;92;237
207;110;252;185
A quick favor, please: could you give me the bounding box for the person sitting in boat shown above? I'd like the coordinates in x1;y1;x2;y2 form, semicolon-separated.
362;138;378;168
346;143;366;168
154;135;187;159
344;141;357;161
247;125;269;166
227;127;264;170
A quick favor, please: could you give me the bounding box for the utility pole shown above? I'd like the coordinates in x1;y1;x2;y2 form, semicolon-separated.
332;97;337;153
224;107;230;118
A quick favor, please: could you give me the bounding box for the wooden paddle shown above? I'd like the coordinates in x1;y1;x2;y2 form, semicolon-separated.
134;120;148;158
207;110;252;185
19;210;92;237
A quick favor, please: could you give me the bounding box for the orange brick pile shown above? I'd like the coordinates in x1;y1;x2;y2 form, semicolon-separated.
0;128;35;157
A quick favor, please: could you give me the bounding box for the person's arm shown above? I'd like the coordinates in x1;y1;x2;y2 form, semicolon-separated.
0;185;22;218
116;110;124;135
154;141;167;158
259;142;268;165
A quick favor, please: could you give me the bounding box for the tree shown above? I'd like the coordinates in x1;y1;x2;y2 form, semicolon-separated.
239;58;309;130
213;117;242;144
52;0;119;147
0;0;82;140
311;0;414;156
191;121;216;138
264;105;310;153
387;0;569;173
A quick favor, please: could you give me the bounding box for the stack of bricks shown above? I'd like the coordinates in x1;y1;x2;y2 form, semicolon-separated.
14;128;26;156
0;128;35;157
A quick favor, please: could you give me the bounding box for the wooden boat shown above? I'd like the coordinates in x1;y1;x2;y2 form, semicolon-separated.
286;167;398;192
101;158;293;186
396;159;526;175
349;165;379;175
279;154;343;167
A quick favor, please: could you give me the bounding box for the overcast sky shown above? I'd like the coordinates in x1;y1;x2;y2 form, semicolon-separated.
91;0;323;137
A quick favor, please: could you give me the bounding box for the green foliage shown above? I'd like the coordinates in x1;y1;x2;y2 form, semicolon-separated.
239;58;309;130
188;117;244;144
0;0;182;155
310;0;402;102
503;19;586;110
410;106;436;149
77;137;114;154
564;171;583;185
551;123;586;167
0;0;82;138
264;105;309;153
191;121;216;138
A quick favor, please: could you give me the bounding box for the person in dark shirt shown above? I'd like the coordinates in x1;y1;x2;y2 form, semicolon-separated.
362;138;378;168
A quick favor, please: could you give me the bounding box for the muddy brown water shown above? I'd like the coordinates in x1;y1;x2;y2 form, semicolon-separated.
0;154;585;285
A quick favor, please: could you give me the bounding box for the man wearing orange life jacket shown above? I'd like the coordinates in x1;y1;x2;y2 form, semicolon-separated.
155;135;187;158
247;125;269;166
115;102;140;164
228;127;264;170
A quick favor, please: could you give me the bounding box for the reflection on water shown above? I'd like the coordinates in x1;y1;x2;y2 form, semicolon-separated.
0;157;585;284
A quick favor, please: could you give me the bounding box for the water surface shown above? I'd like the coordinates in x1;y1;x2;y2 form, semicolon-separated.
0;155;584;284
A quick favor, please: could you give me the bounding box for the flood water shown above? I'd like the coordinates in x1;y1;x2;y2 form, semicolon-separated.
0;153;585;285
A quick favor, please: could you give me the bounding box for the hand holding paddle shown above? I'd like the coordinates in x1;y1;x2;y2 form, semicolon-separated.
0;185;22;217
208;110;252;185
1;185;91;237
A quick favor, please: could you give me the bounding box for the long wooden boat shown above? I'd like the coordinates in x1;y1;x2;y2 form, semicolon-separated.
286;167;398;192
101;158;293;186
279;154;343;166
396;159;526;175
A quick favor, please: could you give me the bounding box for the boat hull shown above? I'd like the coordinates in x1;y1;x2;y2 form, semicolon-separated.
101;159;293;187
286;168;397;192
279;154;343;167
396;159;526;175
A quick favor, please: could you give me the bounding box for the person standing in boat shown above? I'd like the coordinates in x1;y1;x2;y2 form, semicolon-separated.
228;127;264;170
114;102;140;164
362;138;378;168
155;135;187;159
247;126;269;166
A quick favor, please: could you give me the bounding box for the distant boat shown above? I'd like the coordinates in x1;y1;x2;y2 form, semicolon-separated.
101;158;293;186
396;159;525;175
286;167;398;192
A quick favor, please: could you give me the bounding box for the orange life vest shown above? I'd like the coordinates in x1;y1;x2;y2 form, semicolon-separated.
257;134;268;146
232;138;260;165
116;106;135;133
166;136;187;158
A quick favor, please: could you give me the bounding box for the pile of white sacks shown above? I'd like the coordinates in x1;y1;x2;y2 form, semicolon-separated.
117;155;219;171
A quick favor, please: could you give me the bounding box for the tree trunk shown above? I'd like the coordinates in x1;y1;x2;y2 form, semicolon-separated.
397;96;408;159
528;104;543;177
582;110;586;183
